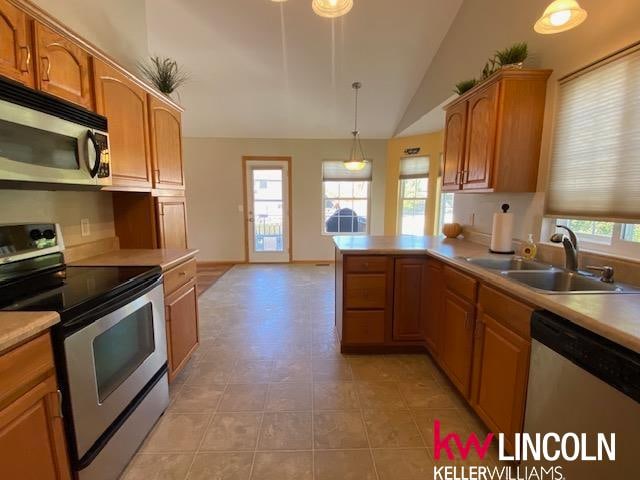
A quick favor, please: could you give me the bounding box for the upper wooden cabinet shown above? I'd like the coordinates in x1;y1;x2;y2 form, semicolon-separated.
156;196;188;249
33;22;93;109
94;59;152;189
442;69;551;193
149;96;185;190
442;101;467;191
0;0;33;87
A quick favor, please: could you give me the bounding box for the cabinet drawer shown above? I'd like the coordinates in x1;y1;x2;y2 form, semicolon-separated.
345;274;387;309
164;258;196;296
478;285;533;339
0;333;54;409
345;256;388;273
444;266;478;303
343;311;385;344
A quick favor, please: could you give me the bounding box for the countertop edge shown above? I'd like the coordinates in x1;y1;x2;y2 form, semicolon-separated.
334;237;640;353
0;312;60;355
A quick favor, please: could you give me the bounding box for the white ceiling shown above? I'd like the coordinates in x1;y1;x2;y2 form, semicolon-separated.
145;0;462;138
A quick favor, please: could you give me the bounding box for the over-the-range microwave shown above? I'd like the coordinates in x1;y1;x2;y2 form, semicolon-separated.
0;77;111;188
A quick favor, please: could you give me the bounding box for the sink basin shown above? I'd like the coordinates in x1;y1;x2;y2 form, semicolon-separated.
461;257;554;271
501;270;640;294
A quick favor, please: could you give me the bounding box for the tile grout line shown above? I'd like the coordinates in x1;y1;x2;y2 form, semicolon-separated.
354;377;382;480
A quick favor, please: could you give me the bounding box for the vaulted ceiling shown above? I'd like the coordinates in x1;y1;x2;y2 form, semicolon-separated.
145;0;462;138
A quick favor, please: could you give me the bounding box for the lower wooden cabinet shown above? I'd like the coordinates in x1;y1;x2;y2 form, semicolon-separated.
440;289;476;398
423;258;443;356
393;257;427;342
471;286;533;454
164;263;199;381
0;334;70;479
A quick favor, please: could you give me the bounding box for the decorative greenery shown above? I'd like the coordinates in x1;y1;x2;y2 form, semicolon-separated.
481;57;499;80
454;78;479;95
138;56;189;94
495;42;528;67
453;41;529;94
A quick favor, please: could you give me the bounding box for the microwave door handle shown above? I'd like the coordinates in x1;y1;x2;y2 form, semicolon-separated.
86;130;101;178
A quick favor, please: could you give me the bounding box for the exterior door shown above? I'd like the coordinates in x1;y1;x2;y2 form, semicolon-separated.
244;158;291;263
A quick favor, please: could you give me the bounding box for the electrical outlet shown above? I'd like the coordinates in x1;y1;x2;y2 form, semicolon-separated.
81;218;91;237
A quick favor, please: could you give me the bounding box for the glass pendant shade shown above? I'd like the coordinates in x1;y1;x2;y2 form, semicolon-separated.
534;0;587;34
312;0;353;19
344;131;367;171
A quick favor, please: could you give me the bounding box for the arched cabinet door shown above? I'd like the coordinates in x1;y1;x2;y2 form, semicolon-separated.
34;22;93;109
93;59;152;189
463;82;499;190
149;96;185;190
0;0;34;87
442;101;467;191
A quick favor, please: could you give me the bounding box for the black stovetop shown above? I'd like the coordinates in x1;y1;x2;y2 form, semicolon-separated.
0;253;161;323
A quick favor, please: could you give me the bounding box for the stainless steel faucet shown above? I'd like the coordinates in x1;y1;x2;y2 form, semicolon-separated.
550;225;579;271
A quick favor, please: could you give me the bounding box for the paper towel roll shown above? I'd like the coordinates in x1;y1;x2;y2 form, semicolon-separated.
490;206;514;254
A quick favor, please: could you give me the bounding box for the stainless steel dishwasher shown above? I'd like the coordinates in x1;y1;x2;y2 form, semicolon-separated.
524;311;640;478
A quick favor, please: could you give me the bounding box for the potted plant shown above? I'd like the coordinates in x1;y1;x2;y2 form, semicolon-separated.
138;56;189;96
495;42;528;69
454;78;479;95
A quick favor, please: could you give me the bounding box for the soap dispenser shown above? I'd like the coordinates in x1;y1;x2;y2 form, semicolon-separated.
520;234;538;260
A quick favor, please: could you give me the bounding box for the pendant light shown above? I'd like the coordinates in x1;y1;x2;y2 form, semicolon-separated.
344;82;368;172
534;0;587;34
312;0;353;19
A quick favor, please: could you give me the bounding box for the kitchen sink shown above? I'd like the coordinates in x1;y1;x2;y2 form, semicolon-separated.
501;270;640;294
461;257;554;271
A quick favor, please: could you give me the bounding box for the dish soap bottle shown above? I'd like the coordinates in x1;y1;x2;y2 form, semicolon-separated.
520;234;538;260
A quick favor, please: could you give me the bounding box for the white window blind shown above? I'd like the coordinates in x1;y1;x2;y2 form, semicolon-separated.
322;160;372;181
399;156;429;179
546;43;640;222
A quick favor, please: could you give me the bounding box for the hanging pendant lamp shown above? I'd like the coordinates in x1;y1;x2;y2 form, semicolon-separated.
534;0;587;34
344;82;368;172
312;0;353;19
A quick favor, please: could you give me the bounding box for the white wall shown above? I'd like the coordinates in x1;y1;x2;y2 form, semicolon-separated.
398;0;640;241
183;138;387;262
32;0;149;72
0;190;115;247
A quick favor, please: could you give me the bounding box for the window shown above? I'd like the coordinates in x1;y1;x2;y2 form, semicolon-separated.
545;43;640;222
322;160;371;234
398;156;429;235
438;193;455;233
552;219;640;256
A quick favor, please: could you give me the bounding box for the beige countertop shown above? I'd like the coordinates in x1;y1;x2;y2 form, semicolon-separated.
0;312;59;354
71;248;199;272
334;235;640;353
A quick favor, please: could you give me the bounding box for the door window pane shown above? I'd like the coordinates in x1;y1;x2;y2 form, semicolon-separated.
253;169;284;252
93;303;155;402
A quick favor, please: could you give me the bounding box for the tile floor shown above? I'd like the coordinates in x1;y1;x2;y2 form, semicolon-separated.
121;264;499;480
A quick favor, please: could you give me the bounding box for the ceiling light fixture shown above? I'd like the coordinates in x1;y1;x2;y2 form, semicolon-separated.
344;82;368;172
534;0;587;34
312;0;353;19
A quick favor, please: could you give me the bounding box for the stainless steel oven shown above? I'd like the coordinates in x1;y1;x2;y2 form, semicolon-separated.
64;282;167;461
0;76;111;188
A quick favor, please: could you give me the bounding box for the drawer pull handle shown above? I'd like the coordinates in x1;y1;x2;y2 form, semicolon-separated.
179;271;187;276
